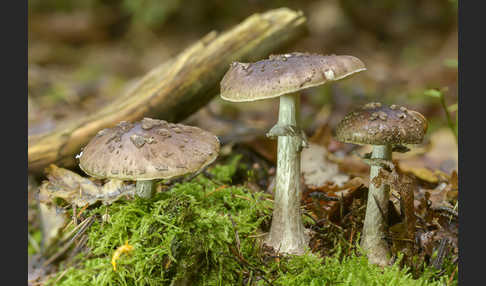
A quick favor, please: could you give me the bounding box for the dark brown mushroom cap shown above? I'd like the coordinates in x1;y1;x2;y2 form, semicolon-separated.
78;118;220;180
335;102;428;145
220;53;366;102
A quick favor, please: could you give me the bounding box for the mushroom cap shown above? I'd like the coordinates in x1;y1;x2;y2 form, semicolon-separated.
335;102;428;145
78;118;220;180
220;53;366;102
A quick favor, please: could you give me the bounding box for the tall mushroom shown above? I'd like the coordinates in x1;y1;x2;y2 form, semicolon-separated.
220;52;366;254
335;102;427;266
78;118;220;199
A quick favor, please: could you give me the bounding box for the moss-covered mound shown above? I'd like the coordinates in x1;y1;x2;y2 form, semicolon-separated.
51;158;455;286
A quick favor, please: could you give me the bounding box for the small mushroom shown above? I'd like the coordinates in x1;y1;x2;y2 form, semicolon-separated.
334;103;427;266
78;118;220;199
220;52;366;255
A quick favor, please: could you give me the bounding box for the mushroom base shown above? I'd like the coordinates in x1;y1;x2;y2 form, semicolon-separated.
361;144;392;266
265;94;308;255
136;180;154;199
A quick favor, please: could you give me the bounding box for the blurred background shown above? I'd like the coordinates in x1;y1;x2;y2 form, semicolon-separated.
28;0;458;137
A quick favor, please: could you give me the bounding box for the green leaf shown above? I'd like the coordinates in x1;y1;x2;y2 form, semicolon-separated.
424;89;442;98
443;58;458;69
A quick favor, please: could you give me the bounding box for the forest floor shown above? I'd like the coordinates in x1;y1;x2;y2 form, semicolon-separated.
28;1;458;285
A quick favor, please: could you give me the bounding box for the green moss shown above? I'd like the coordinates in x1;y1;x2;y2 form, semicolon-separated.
50;158;456;285
271;250;451;286
209;155;244;184
53;157;272;285
28;229;42;255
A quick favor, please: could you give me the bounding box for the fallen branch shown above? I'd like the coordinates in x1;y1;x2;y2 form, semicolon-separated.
28;8;307;173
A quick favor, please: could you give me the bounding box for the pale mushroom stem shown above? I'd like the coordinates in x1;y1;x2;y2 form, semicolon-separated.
136;180;154;199
361;144;392;266
265;93;308;255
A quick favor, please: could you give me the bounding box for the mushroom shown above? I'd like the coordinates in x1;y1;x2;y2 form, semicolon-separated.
78;118;220;199
334;102;427;266
220;52;366;254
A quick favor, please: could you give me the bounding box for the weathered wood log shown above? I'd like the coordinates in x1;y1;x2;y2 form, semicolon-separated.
28;8;307;173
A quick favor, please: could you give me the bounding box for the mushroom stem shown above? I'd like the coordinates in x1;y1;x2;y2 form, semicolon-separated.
265;93;308;255
136;180;154;199
361;144;392;266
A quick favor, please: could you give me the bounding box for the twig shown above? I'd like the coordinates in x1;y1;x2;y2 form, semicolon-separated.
77;203;90;218
204;185;228;197
248;232;268;238
60;214;92;244
384;235;414;243
431;238;449;270
62;203;90;232
43;216;95;266
72;204;77;226
234;194;253;201
224;252;273;286
52;268;70;284
65;234;89;267
228;214;241;256
431;206;458;219
447;265;458;286
439;92;458;142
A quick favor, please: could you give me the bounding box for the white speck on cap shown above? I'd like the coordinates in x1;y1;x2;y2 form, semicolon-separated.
324;69;335;80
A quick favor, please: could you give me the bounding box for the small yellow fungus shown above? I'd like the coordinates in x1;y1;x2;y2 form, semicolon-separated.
111;240;133;271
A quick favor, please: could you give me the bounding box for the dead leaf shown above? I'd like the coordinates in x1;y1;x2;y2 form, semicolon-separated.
301;143;349;188
419;183;454;210
397;128;458;174
303;177;366;223
38;164;135;207
418;227;458;258
309;123;333;147
398;166;439;184
446;170;458;201
329;151;370;179
38;202;67;251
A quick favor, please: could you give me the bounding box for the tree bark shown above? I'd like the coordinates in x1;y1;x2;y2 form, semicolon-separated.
28;8;307;173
